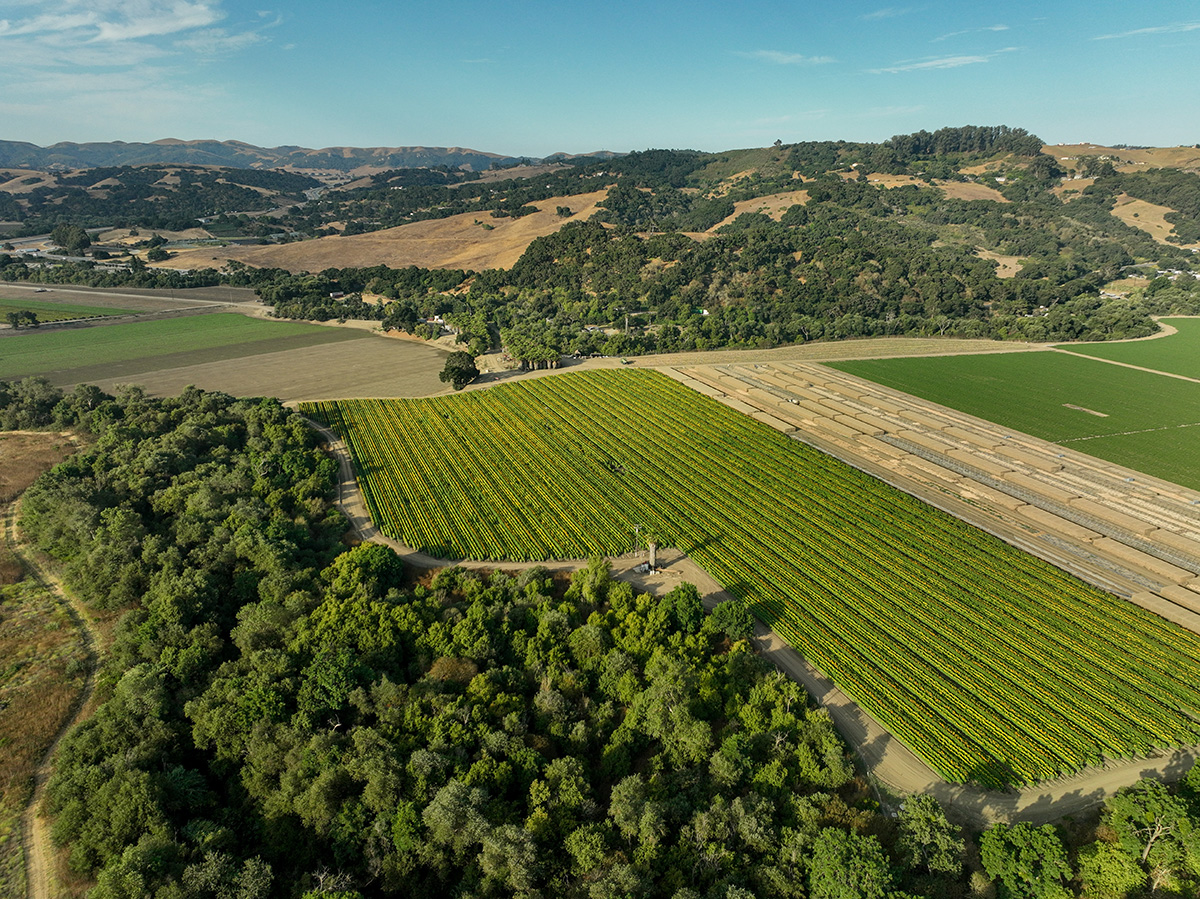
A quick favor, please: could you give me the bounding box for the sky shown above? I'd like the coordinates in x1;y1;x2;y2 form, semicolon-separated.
0;0;1198;156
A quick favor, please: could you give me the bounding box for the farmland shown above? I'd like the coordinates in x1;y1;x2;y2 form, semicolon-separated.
0;313;367;383
1057;317;1200;380
303;369;1200;788
829;350;1200;490
0;299;135;322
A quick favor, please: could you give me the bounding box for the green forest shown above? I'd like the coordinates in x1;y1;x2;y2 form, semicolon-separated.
4;126;1200;359
2;379;1200;898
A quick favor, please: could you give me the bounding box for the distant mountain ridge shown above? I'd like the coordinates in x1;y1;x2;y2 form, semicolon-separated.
0;139;619;172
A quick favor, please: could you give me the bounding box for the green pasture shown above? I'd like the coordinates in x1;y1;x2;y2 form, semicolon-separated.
829;350;1200;489
0;313;365;382
1055;317;1200;380
0;298;135;321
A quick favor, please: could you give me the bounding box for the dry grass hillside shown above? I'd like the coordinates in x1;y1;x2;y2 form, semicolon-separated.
1046;144;1200;172
165;189;611;273
706;189;810;230
1108;193;1200;249
0;171;56;194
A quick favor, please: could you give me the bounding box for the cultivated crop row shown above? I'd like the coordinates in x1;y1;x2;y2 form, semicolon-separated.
302;370;1200;788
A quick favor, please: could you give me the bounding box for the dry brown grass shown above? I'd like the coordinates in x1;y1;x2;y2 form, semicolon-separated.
864;173;925;188
165;189;612;274
1109;193;1200;248
706;190;810;230
0;435;80;588
0;433;86;899
97;226;212;246
937;180;1010;203
0;172;56;195
1052;177;1096;202
1047;144;1200;172
1104;277;1152;294
975;249;1025;278
0;435;80;509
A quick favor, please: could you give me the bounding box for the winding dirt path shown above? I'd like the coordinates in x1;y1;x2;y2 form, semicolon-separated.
308;418;1200;826
6;500;100;899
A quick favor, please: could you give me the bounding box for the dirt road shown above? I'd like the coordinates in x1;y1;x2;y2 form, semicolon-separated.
7;500;99;899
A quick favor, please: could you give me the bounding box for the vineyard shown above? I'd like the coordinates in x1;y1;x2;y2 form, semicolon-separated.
302;370;1200;788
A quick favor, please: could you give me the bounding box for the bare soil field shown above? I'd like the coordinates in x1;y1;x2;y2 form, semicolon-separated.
975;248;1024;277
0;282;261;314
80;329;450;402
166;189;612;273
1109;193;1200;248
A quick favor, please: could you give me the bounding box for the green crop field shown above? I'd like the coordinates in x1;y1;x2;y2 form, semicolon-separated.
0;298;136;321
1057;318;1200;380
0;313;365;382
829;351;1200;490
303;370;1200;788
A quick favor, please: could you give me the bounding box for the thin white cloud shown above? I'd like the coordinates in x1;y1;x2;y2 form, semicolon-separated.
0;0;270;139
175;27;264;55
870;47;1017;73
0;0;265;64
1093;21;1200;40
92;2;222;42
933;24;1009;42
742;50;836;65
861;7;913;20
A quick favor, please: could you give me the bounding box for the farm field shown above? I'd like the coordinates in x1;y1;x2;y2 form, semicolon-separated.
81;332;450;402
0;313;366;384
829;351;1200;490
303;369;1200;788
0;299;135;322
1057;317;1200;379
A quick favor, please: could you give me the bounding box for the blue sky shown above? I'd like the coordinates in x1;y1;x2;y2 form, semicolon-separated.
0;0;1197;155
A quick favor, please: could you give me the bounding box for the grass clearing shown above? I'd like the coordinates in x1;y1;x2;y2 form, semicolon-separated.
829;351;1200;489
1109;194;1199;248
305;370;1200;788
1056;318;1200;380
0;313;367;383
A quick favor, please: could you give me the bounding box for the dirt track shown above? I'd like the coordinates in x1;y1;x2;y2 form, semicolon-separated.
7;499;99;899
